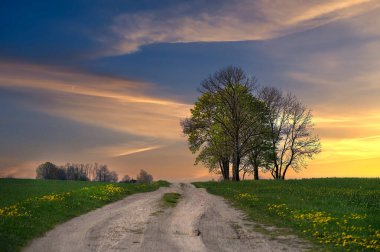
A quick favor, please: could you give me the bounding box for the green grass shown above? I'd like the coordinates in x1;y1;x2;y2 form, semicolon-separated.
193;178;380;251
0;178;169;252
161;192;181;207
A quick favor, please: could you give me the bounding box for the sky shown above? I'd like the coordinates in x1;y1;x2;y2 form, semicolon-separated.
0;0;380;181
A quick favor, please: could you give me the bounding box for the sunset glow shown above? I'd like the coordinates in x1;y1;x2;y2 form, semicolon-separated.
0;0;379;180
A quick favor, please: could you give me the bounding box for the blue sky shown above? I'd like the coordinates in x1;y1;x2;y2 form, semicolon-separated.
1;0;380;180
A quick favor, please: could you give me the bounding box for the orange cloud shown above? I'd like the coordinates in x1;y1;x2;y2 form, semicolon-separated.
89;144;164;158
0;61;185;106
0;61;191;141
286;0;374;25
109;0;380;54
0;61;197;179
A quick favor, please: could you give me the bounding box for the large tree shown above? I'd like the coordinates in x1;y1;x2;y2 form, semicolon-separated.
183;66;267;181
181;92;231;179
259;87;321;179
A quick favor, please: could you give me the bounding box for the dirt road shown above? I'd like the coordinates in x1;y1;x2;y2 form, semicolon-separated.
24;183;310;252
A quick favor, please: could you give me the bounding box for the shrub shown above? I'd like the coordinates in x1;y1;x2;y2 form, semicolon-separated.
136;169;153;183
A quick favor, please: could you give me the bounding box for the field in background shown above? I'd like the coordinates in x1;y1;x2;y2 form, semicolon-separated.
194;178;380;251
0;178;169;252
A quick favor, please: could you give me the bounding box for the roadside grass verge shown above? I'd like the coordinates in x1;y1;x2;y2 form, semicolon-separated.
193;178;380;251
161;193;181;208
0;179;169;252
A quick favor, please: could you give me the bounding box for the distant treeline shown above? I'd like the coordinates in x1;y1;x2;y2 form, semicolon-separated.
35;162;154;183
36;162;118;182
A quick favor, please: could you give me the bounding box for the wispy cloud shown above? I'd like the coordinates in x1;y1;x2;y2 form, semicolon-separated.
88;143;164;157
285;0;374;25
0;62;182;106
0;61;191;140
108;0;379;54
0;60;197;178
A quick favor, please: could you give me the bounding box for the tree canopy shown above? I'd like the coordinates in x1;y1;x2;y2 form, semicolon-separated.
182;66;321;180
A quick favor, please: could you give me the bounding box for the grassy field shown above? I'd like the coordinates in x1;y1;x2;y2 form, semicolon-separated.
0;178;169;252
194;178;380;251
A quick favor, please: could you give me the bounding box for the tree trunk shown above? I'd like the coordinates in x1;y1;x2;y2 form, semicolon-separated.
232;155;240;181
232;135;240;181
253;165;259;180
274;163;280;179
281;165;290;180
252;155;259;180
222;159;229;180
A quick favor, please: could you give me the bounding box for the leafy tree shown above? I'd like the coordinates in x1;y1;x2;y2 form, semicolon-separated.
181;93;231;180
184;66;268;181
36;162;66;180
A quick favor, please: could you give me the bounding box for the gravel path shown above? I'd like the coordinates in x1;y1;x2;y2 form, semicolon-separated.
24;183;311;252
